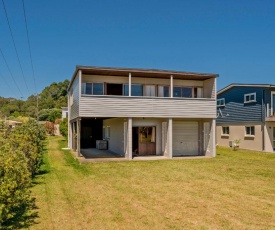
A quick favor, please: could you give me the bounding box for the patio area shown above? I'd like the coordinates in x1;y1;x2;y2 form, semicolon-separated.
80;148;123;159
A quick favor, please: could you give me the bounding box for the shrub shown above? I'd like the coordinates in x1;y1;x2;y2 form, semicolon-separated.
0;142;33;226
60;118;68;140
8;119;47;176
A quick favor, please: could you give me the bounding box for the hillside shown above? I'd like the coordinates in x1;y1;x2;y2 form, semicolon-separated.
0;79;69;121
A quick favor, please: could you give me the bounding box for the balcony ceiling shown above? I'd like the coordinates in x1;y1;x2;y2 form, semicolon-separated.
77;65;218;80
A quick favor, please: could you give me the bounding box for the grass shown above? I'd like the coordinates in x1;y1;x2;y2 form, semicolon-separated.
30;136;275;229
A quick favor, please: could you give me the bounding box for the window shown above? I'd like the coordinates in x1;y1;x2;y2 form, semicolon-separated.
93;83;104;95
145;85;156;97
222;126;229;135
106;83;123;95
106;126;110;138
158;86;170;97
217;98;225;107
82;83;104;95
124;84;143;96
244;93;256;103
103;126;110;139
245;126;255;136
173;87;193;98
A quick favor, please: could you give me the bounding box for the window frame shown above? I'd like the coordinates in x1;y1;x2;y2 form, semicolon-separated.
123;84;143;96
82;82;104;95
173;86;193;98
222;126;229;136
217;98;225;107
244;93;256;103
144;85;157;97
245;126;255;136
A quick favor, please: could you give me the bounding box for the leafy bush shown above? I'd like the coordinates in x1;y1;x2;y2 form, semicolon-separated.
60;118;68;140
38;109;50;121
0;119;46;226
0;141;33;226
6;119;47;176
48;109;61;122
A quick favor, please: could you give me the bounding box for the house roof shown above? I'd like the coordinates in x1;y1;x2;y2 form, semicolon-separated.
68;65;219;90
218;83;275;95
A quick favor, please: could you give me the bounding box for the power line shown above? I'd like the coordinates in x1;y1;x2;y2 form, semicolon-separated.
0;67;18;98
1;0;30;95
22;0;37;94
21;0;39;120
0;48;24;98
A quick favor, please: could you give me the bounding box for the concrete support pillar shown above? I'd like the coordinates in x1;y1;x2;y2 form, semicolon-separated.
170;75;173;98
167;118;173;158
126;117;132;160
129;73;132;96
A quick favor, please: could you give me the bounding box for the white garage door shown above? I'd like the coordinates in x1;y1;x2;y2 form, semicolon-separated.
173;121;199;156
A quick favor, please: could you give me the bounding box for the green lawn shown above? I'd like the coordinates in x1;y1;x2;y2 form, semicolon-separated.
31;136;275;229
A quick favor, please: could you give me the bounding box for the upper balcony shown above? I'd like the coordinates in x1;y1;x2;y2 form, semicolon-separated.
68;66;218;119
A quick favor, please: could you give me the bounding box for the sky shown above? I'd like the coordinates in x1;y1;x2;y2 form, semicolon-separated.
0;0;275;99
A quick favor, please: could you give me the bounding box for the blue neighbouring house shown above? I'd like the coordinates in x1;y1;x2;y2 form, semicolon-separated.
216;84;275;153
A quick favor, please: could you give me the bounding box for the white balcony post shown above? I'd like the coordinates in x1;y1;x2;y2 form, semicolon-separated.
129;73;132;96
170;75;173;98
267;103;270;117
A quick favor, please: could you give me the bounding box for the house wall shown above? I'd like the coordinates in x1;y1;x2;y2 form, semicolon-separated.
216;123;263;151
103;117;166;156
264;122;275;153
79;96;216;118
62;108;68;120
203;78;216;99
103;118;125;156
202;118;216;157
217;87;264;123
69;71;80;120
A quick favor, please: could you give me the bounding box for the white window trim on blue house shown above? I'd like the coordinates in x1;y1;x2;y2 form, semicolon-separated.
244;93;256;103
222;126;229;136
217;98;225;107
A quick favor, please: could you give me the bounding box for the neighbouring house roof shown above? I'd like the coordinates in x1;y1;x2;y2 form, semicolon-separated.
6;120;22;126
68;65;219;91
218;83;275;95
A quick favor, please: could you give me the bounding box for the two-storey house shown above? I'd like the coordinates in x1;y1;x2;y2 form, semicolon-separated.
217;84;275;152
68;66;218;160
